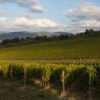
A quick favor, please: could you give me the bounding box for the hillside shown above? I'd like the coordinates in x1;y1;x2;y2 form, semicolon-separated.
0;37;100;60
0;31;68;40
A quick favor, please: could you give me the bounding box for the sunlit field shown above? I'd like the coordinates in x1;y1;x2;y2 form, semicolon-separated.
0;37;100;60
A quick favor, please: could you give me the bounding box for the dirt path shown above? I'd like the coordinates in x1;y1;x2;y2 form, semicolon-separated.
0;59;100;63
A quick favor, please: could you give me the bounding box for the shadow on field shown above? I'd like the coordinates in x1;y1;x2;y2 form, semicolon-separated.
0;77;99;100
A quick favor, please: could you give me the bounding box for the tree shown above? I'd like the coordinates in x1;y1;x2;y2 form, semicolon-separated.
2;39;11;45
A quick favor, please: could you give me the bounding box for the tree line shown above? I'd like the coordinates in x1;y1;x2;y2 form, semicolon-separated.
0;29;100;48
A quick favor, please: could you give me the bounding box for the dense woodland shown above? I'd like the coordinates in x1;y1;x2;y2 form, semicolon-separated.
0;29;100;48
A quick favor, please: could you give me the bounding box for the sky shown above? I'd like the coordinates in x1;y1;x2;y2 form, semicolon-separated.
0;0;100;33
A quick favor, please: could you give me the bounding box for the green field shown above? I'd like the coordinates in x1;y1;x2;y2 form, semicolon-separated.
0;37;100;60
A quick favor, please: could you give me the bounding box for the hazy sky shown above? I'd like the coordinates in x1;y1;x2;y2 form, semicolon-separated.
0;0;100;33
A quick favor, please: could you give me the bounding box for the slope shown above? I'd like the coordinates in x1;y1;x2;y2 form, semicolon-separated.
0;37;100;60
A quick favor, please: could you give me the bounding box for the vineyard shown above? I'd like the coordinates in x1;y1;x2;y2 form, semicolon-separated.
0;37;100;60
0;61;100;100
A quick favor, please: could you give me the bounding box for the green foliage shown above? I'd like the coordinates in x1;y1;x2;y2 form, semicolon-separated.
0;61;99;87
0;62;9;78
11;63;24;79
64;64;85;84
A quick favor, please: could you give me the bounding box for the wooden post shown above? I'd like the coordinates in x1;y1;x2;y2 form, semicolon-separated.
42;70;44;88
10;66;13;81
62;70;65;94
89;73;91;100
24;68;26;86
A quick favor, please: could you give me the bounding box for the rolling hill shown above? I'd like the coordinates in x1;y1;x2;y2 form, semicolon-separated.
0;37;100;60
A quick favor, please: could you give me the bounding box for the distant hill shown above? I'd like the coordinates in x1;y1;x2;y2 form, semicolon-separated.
0;32;36;40
0;31;69;40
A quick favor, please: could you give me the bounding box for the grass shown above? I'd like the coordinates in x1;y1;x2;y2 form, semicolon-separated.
0;77;99;100
0;37;100;60
0;80;60;100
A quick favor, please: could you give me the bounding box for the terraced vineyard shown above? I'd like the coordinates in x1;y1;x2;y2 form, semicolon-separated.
0;37;100;60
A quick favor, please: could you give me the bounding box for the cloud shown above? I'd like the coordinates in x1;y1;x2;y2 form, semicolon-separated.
66;20;100;33
63;2;100;33
0;16;100;33
0;0;45;12
21;12;37;19
0;17;16;31
0;16;67;32
72;20;100;28
0;11;6;15
1;16;100;33
13;16;65;28
0;18;7;21
64;2;100;20
0;18;7;24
